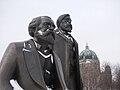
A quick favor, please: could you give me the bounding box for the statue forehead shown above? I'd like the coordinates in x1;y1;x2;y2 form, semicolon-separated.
63;15;71;20
40;17;54;24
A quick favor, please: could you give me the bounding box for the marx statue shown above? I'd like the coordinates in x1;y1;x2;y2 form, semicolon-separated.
0;16;68;90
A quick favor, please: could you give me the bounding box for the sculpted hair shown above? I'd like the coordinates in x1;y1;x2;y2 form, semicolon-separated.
56;14;70;28
28;16;51;37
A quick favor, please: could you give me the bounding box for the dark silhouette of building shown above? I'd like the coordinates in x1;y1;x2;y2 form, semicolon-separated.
99;65;112;90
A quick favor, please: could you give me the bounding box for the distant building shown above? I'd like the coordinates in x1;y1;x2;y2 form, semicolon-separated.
79;43;112;90
99;65;112;90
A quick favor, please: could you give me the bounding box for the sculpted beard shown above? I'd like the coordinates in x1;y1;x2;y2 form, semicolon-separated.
67;24;72;31
34;30;55;45
62;24;72;32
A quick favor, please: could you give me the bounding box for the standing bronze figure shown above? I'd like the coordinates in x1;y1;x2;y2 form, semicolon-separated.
0;16;68;90
54;14;83;90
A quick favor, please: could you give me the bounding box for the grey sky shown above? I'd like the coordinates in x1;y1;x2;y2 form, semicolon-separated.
1;0;120;65
0;0;120;89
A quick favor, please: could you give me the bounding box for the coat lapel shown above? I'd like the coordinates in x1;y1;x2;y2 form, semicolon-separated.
23;39;47;89
57;32;73;43
53;51;68;90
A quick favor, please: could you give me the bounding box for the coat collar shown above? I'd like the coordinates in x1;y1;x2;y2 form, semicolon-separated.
55;30;74;43
22;39;47;90
22;39;68;90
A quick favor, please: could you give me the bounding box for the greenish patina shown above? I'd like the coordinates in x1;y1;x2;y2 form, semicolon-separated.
79;43;98;60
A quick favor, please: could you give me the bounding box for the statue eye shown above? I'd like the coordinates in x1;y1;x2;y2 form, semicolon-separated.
62;18;71;23
48;24;51;28
44;23;51;28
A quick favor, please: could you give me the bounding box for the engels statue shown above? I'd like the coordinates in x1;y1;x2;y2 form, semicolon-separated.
54;14;83;90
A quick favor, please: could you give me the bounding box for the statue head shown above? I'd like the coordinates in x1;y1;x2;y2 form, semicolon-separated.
57;14;72;33
28;16;55;46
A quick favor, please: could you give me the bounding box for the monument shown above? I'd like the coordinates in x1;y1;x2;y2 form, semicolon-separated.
54;14;83;90
0;16;68;90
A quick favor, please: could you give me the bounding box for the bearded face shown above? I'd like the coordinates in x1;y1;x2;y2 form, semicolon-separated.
60;16;72;32
34;30;55;45
34;17;55;46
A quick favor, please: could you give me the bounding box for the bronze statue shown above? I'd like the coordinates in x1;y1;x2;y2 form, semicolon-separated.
54;14;83;90
0;16;68;90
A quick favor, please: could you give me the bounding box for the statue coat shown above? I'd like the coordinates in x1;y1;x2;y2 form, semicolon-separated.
0;39;68;90
54;31;83;90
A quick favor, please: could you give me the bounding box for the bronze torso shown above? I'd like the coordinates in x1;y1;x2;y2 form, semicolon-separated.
0;39;68;90
54;30;83;90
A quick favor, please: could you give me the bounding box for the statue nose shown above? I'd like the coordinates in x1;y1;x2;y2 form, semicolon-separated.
67;20;71;24
49;26;55;31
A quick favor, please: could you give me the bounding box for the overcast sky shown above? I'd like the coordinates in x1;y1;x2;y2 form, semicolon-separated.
0;0;120;89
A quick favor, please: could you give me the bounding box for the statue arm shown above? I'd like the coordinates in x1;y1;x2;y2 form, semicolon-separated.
74;41;83;90
0;43;17;90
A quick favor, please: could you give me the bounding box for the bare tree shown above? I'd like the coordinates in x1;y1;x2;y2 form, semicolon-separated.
99;62;112;90
113;64;120;90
